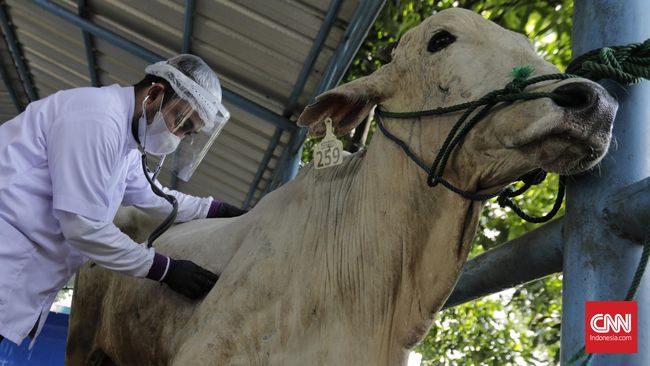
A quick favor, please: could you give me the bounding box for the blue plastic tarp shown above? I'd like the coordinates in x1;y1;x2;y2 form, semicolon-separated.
0;312;68;365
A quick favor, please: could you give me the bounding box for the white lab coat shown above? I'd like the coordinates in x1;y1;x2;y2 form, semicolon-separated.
0;84;212;345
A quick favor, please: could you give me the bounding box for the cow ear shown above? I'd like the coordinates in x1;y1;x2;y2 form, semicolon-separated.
297;66;394;137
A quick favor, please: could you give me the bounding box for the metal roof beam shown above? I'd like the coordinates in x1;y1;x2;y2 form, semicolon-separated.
32;0;296;132
0;53;21;112
77;0;99;87
0;2;37;101
283;0;343;117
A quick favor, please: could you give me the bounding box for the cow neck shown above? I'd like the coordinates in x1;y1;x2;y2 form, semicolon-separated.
344;117;483;348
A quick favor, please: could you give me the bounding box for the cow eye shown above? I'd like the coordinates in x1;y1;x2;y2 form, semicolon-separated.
427;30;456;53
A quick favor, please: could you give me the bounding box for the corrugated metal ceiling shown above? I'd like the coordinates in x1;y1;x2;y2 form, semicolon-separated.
0;0;382;208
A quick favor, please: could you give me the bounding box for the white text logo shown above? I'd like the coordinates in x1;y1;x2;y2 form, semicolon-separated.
590;313;632;334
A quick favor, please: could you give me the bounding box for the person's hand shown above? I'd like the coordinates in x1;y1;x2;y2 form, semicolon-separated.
207;200;248;218
216;202;247;218
162;259;218;299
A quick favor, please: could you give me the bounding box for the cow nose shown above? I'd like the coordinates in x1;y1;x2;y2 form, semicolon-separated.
551;82;598;109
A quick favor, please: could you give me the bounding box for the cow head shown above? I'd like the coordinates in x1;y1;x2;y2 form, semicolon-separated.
298;8;617;192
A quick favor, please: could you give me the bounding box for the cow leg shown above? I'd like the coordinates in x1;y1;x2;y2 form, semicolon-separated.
81;348;117;366
66;266;111;365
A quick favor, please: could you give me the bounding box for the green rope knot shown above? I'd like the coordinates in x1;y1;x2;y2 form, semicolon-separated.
567;39;650;84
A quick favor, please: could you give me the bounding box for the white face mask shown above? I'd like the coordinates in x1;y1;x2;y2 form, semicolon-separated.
139;95;181;156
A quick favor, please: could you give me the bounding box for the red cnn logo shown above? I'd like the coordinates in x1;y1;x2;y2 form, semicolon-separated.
585;301;637;353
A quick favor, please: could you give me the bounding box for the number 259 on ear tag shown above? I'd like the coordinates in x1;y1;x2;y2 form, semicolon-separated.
314;118;343;169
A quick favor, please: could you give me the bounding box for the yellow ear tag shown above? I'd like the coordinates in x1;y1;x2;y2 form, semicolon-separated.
314;118;344;169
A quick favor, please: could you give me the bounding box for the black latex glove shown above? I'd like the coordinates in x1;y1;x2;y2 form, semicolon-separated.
162;259;219;299
217;202;248;218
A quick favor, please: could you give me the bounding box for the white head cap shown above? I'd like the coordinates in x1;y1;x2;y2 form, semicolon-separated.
145;54;230;131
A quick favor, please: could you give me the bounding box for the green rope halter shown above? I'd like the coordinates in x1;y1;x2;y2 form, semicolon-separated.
376;71;577;222
375;39;650;223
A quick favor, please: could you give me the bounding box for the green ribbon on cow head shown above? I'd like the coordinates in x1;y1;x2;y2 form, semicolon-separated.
510;64;535;81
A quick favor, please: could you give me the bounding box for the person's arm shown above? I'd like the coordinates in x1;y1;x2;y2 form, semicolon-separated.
205;199;247;218
56;210;218;298
122;152;247;219
47;112;216;298
56;210;155;276
121;152;211;221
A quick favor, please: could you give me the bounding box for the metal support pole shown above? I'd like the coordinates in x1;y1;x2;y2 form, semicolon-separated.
0;2;37;101
170;0;196;190
243;127;282;209
283;0;343;117
604;177;650;244
181;0;194;54
77;0;99;87
562;1;650;364
443;218;564;310
31;0;296;132
264;133;293;195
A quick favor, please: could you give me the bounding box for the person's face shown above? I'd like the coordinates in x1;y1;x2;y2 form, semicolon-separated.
145;84;204;138
165;100;204;139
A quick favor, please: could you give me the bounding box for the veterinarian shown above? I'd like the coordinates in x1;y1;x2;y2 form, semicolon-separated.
0;54;244;345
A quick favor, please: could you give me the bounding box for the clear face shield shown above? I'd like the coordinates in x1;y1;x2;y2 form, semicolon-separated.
164;100;228;181
143;60;230;182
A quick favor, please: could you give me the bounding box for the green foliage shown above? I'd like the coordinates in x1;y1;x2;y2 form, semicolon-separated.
300;1;575;364
415;274;563;365
415;175;565;365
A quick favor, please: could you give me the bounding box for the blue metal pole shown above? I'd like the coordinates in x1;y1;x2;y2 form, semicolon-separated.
444;218;564;310
264;134;292;195
277;0;386;186
77;0;99;87
0;3;37;101
562;1;650;364
283;0;343;117
243;127;283;209
31;0;296;132
604;177;650;243
181;0;194;54
171;0;196;190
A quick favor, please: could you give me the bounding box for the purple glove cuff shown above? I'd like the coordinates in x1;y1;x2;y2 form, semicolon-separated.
206;200;222;218
147;252;171;282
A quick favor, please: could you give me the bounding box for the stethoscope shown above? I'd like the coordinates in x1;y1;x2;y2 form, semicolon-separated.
138;94;178;248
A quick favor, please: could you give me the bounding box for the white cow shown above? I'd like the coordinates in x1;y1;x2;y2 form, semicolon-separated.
66;8;616;365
